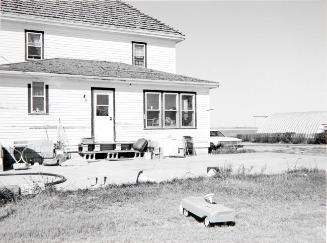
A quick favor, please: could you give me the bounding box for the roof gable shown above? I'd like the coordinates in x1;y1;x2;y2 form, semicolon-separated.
0;0;184;38
0;58;218;87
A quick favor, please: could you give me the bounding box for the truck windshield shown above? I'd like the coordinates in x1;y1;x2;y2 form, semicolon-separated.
210;131;225;137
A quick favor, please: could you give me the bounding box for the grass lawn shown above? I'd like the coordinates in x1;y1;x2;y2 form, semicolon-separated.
0;170;325;243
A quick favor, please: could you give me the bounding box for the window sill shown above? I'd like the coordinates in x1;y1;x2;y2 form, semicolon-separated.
28;113;49;116
144;127;197;130
26;58;43;61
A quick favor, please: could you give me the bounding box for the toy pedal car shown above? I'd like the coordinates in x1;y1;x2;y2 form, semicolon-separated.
179;194;235;227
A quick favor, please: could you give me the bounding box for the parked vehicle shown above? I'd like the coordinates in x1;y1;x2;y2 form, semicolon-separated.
209;130;242;147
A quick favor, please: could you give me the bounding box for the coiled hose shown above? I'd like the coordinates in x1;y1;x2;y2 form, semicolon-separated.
0;172;67;187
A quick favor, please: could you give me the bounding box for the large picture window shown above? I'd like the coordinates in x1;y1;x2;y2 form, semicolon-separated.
25;30;44;60
144;91;196;129
132;42;146;67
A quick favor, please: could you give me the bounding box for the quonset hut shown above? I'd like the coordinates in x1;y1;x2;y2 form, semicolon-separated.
257;111;327;138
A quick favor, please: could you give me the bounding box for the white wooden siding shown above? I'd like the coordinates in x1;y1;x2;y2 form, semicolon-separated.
0;75;210;152
0;19;177;73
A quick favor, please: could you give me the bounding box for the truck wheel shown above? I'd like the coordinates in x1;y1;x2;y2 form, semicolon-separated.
228;221;236;226
204;217;211;227
183;209;189;217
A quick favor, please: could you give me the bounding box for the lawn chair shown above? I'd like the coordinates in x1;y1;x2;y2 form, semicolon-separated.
183;136;196;156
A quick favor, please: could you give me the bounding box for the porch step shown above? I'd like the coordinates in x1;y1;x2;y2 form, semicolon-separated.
79;150;144;161
78;142;134;153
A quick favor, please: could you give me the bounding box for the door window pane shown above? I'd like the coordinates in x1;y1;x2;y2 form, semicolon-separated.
96;106;109;116
97;95;109;105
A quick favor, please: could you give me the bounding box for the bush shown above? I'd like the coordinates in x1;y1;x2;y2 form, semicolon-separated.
308;133;326;144
236;133;326;144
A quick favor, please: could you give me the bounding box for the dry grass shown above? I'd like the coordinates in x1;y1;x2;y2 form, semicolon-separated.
243;143;327;156
0;171;325;243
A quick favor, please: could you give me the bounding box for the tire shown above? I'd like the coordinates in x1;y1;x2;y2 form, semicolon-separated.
183;209;189;217
204;217;211;227
228;221;236;226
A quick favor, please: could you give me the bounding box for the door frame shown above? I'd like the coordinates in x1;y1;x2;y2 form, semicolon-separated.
91;87;116;142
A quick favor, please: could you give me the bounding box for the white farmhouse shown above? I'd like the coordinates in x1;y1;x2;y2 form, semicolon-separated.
0;0;218;154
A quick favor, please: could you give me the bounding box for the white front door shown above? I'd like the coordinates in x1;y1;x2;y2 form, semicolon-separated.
93;89;114;142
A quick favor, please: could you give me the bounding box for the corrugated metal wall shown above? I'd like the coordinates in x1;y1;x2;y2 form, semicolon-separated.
257;111;327;135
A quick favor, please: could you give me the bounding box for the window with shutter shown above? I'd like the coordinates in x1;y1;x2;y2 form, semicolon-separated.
28;82;49;115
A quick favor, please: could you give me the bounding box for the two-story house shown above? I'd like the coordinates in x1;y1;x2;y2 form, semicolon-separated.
0;0;218;154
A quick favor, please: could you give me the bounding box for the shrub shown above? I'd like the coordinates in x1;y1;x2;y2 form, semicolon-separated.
308;133;326;144
236;133;326;144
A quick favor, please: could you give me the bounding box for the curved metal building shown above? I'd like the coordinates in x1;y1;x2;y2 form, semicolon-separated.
257;111;327;135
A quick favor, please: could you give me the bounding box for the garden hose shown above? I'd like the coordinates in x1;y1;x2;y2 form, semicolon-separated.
0;172;67;187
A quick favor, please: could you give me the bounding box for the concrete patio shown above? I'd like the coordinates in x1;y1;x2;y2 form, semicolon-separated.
0;151;326;192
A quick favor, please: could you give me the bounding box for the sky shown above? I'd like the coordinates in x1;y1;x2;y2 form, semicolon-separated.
130;0;327;127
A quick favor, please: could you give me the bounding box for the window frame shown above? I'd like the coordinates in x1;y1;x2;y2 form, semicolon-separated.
180;93;196;128
145;91;162;128
25;30;44;61
132;41;147;68
30;82;47;115
163;92;179;128
95;93;110;117
144;90;196;129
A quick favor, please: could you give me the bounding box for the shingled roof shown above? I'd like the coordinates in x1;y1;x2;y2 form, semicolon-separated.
0;0;184;38
0;58;218;87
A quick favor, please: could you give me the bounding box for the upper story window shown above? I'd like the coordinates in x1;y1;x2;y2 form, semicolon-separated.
25;30;44;60
132;42;146;67
144;91;196;129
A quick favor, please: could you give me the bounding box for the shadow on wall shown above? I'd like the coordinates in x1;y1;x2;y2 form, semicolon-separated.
2;148;15;171
2;147;43;171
